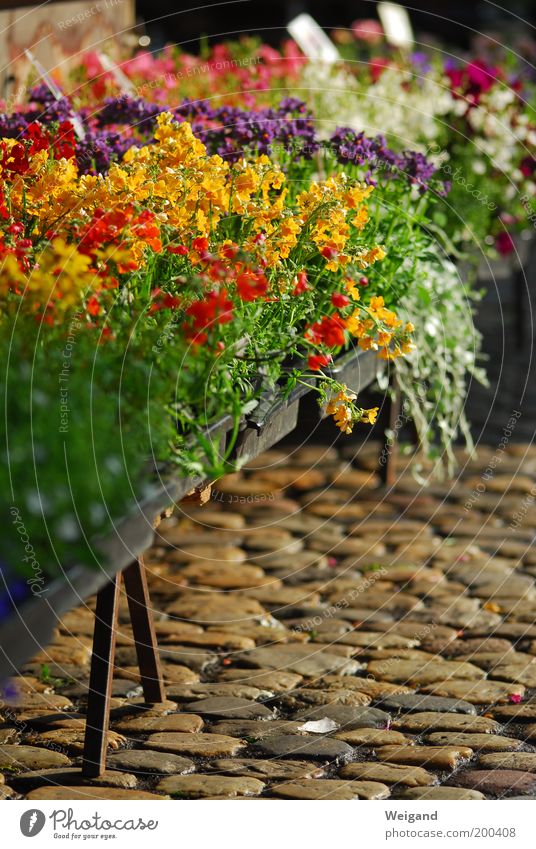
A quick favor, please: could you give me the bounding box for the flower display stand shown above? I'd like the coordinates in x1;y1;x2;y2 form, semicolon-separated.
82;557;165;777
1;347;388;777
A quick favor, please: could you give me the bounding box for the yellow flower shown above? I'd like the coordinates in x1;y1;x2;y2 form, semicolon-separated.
345;279;361;301
361;407;379;425
326;388;357;435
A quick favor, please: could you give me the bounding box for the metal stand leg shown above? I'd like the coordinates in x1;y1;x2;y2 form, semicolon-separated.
82;575;121;778
123;557;165;703
82;558;165;778
380;376;401;488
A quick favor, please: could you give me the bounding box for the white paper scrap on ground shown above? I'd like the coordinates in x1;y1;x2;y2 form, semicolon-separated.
377;2;415;49
297;718;340;733
287;14;340;64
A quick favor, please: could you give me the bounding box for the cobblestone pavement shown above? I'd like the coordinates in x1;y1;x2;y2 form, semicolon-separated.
2;441;536;800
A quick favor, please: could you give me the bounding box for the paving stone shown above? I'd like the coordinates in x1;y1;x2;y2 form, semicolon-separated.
254;735;354;761
205;758;325;780
182;697;273;719
421;679;525;704
239;645;361;676
32;729;125;755
270;779;390;799
340;632;420;649
292;705;389;729
26;786;168;800
367;659;485;685
167;683;267;701
334;728;410;746
398;786;485;800
339;762;435;786
0;745;71;771
279;688;371;709
177;563;266;591
492;706;536;722
393;712;500;734
452;769;536;797
6;693;73;712
377;694;477;714
376;745;473;770
156;774;264;798
113;713;203;734
143;732;246;757
9;768;138;792
445;638;514;657
478;752;536;771
425;732;522;751
489;664;536;688
107;749;195;775
319;677;414;698
166;595;266;623
0;786;16;798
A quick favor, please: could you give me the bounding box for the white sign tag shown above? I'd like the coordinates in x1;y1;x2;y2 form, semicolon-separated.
97;52;136;96
287;14;340;64
25;48;86;139
377;2;415;49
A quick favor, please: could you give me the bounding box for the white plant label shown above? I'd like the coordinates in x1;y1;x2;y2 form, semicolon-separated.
378;2;415;49
97;52;136;96
287;14;340;64
25;49;86;139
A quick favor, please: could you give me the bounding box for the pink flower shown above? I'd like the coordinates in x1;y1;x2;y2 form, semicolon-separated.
509;693;523;704
351;19;384;44
495;231;515;256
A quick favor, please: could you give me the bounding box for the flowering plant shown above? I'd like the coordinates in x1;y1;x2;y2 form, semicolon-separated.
0;111;420;578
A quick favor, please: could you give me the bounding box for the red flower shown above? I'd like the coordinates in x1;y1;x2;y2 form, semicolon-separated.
186;289;234;337
308;353;332;370
1;141;29;174
236;270;268;301
369;56;390;82
53;121;76;160
359;276;369;287
331;292;350;308
307;315;346;348
86;296;100;316
221;242;238;260
192;236;209;253
167;244;188;255
321;246;338;260
293;270;308;295
24;122;50;154
149;289;181;313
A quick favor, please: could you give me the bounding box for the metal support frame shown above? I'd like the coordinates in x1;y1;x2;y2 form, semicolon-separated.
81;558;165;777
